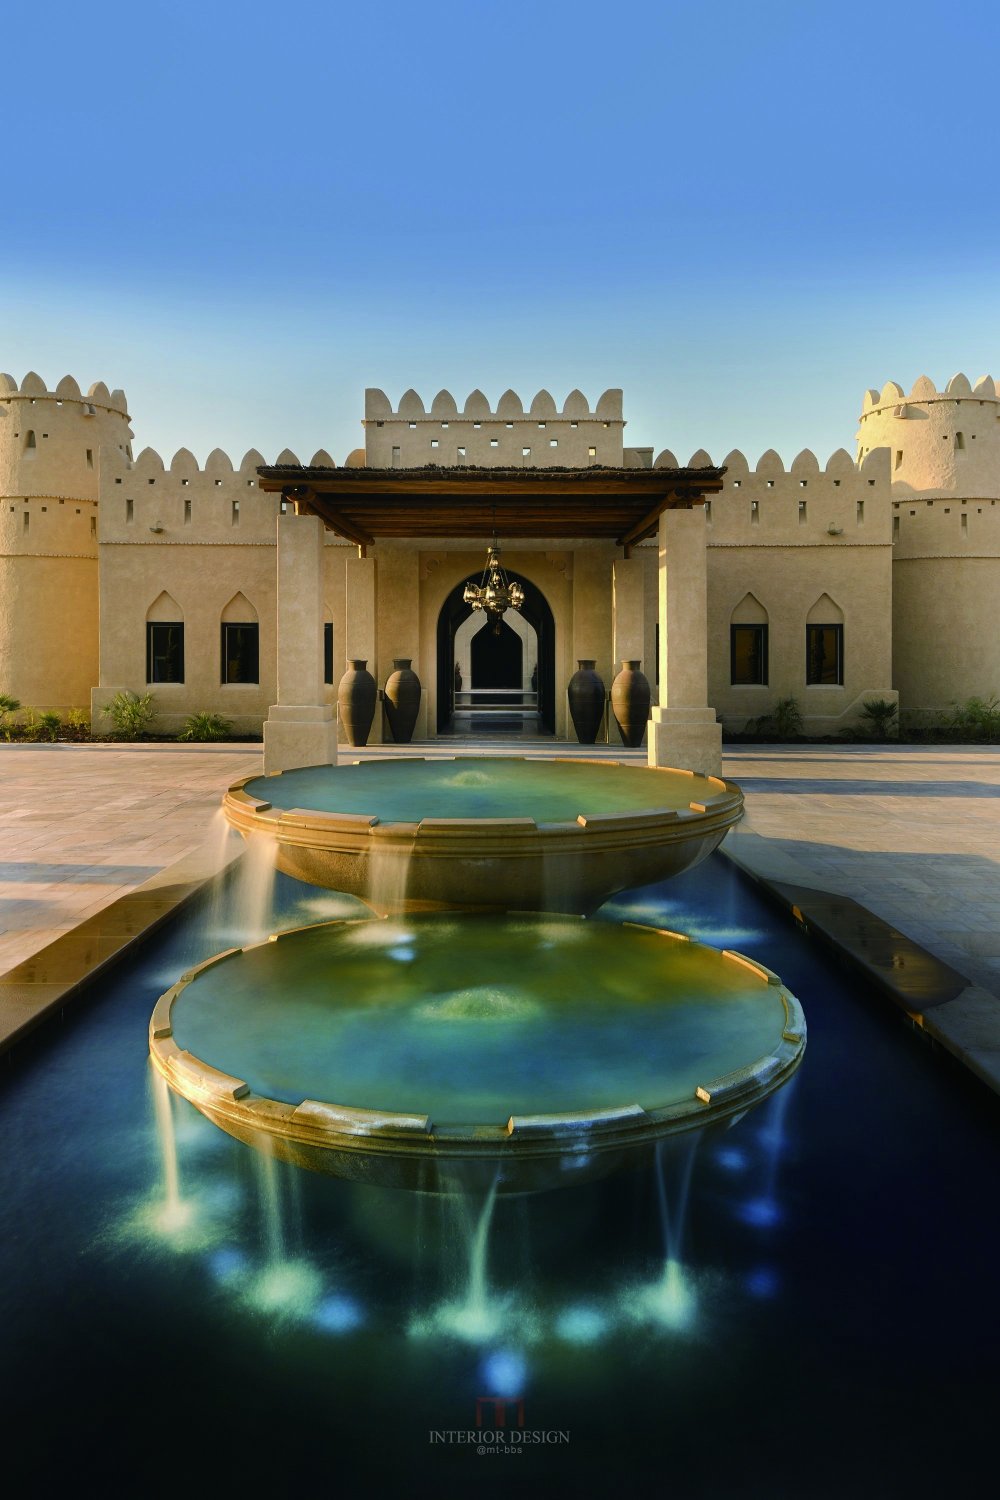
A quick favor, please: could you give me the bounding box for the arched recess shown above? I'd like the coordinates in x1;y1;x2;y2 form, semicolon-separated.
436;570;555;732
221;591;258;623
806;593;844;685
454;606;537;693
806;592;844;624
147;590;182;622
731;591;768;625
220;592;259;685
730;593;769;685
146;591;183;683
471;616;523;688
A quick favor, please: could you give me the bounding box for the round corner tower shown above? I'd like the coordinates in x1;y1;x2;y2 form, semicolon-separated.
857;372;1000;715
0;370;132;712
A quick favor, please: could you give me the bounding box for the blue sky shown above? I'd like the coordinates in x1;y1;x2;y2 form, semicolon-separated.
4;0;1000;467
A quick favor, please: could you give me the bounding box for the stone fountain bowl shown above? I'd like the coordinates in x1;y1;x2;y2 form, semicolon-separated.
222;757;744;914
148;912;805;1196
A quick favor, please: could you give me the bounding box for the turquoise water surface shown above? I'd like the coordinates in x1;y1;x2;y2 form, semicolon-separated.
170;914;787;1123
243;758;720;824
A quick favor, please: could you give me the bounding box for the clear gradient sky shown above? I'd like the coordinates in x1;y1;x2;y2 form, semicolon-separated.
4;0;1000;468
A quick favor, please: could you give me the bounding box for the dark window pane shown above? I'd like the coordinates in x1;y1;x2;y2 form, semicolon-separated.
221;622;259;684
324;622;333;685
730;624;768;685
806;623;843;685
146;622;184;683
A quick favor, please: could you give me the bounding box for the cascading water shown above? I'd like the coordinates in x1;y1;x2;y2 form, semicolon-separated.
151;1064;192;1234
246;1140;322;1315
740;1076;795;1228
413;1174;505;1342
203;808;243;944
257;1146;286;1265
367;840;413;917
233;834;279;944
636;1135;701;1329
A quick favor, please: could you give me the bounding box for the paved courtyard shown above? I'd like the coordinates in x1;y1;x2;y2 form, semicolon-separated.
0;743;259;975
2;736;999;1088
722;744;1000;1002
1;739;997;1001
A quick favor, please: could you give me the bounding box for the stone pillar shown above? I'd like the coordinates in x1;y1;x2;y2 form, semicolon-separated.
571;547;613;740
612;555;645;664
263;512;338;773
376;547;425;739
345;552;380;744
647;506;722;775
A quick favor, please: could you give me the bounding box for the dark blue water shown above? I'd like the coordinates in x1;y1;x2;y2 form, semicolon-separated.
1;857;997;1499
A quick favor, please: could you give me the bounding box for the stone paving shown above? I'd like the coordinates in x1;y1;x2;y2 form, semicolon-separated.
2;739;998;996
0;743;259;975
720;744;1000;1003
1;738;998;1086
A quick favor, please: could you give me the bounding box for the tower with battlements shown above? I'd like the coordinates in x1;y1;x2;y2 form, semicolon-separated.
857;372;1000;716
0;371;132;712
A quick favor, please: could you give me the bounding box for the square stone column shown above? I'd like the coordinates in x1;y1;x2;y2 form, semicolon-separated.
612;555;645;666
263;511;338;773
611;554;648;746
377;547;425;740
647;506;722;776
345;553;380;744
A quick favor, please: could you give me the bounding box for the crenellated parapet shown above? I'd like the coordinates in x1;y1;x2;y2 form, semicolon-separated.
858;372;1000;499
0;368;133;505
98;443;348;546
363;386;625;469
0;370;129;414
364;386;624;421
670;446;892;547
0;369;127;710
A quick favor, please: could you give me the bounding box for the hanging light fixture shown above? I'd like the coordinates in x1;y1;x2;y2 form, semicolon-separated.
463;535;524;634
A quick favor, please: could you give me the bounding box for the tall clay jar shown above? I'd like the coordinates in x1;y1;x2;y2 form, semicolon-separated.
567;659;606;745
384;659;421;744
611;659;651;748
338;659;377;747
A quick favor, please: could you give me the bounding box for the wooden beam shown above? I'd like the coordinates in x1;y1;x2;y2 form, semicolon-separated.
616;494;676;549
308;496;375;550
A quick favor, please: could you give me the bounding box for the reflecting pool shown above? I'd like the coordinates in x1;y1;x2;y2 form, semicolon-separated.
1;857;997;1496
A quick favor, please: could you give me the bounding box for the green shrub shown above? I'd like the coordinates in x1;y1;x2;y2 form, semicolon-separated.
948;694;1000;742
38;710;62;742
178;711;233;742
746;696;804;740
857;697;899;740
65;708;90;741
102;690;155;740
19;707;40;741
0;694;20;739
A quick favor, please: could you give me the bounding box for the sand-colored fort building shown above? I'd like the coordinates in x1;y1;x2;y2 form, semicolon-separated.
2;368;997;774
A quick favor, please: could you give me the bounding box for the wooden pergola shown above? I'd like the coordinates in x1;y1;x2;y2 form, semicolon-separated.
256;463;726;556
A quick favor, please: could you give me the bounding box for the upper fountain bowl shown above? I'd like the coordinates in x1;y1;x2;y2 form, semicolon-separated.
223;757;744;914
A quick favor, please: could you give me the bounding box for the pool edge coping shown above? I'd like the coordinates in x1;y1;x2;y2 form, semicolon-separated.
720;841;1000;1099
0;835;245;1057
1;826;997;1103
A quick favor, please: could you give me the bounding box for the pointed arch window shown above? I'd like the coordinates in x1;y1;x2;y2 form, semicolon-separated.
323;615;334;685
221;594;259;684
806;594;844;685
730;594;769;685
146;592;184;683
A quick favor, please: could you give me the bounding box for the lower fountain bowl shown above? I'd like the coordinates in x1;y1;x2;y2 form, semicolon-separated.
149;912;805;1194
222;757;745;915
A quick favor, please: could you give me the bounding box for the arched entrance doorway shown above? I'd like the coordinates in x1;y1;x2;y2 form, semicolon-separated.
471;617;523;689
436;570;555;733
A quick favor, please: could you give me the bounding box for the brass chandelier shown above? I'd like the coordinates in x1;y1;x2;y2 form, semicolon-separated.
463;540;525;634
